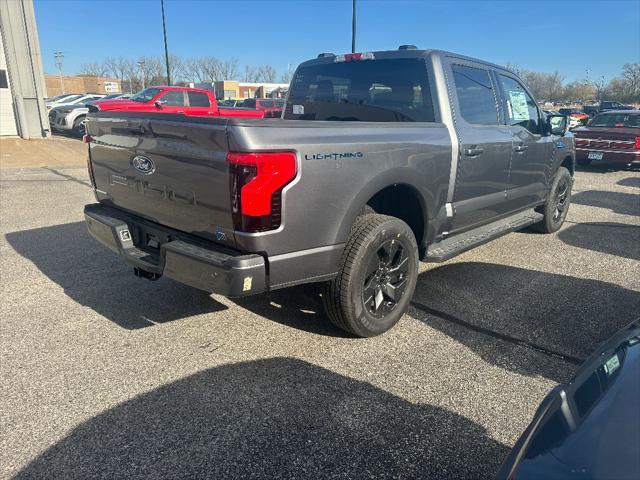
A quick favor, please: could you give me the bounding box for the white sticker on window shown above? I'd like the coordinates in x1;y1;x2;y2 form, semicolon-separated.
508;90;529;121
293;104;304;115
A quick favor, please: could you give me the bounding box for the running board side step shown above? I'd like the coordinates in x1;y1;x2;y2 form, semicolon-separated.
425;209;543;262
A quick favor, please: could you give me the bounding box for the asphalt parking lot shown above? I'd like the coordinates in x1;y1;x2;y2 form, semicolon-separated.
1;161;639;479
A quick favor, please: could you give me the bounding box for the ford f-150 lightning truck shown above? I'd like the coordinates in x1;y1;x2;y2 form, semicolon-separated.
83;46;574;337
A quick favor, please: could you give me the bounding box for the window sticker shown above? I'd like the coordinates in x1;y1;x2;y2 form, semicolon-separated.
293;104;304;114
604;354;620;376
508;90;529;121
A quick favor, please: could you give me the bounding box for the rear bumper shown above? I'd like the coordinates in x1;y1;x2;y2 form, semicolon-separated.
576;147;640;164
84;203;266;297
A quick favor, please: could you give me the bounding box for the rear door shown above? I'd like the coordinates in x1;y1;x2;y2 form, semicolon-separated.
185;91;215;116
495;72;551;209
446;61;513;231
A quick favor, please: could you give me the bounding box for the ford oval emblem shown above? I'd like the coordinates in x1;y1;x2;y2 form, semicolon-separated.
131;155;155;175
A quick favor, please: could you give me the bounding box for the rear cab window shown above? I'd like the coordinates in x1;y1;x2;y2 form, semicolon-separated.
285;57;435;122
187;91;210;107
590;113;639;128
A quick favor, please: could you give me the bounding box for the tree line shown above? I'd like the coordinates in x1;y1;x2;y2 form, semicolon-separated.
79;54;291;93
81;54;639;104
506;62;640;104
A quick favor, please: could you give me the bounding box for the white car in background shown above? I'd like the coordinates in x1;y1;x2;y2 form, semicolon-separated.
48;94;118;136
45;93;105;111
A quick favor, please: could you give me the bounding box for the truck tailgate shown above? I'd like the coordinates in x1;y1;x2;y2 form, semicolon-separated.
87;113;235;245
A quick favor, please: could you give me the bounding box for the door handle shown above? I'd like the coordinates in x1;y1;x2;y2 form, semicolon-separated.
176;110;185;114
464;147;484;156
514;145;528;153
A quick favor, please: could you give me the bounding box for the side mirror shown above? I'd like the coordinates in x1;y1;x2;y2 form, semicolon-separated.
547;114;567;136
154;100;166;109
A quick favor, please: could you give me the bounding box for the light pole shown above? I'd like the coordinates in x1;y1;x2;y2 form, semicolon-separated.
54;51;64;94
160;0;171;85
351;0;356;53
137;60;146;89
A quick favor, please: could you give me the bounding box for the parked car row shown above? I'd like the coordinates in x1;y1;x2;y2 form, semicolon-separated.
48;93;131;136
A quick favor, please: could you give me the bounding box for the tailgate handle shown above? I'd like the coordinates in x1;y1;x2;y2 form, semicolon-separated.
514;144;528;153
128;126;146;136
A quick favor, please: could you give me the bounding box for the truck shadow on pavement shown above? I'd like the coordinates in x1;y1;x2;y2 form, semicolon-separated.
571;190;640;216
617;176;640;188
13;358;508;480
558;222;640;261
411;262;640;381
5;222;227;329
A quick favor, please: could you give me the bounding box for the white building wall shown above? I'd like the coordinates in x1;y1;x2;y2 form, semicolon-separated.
0;33;18;136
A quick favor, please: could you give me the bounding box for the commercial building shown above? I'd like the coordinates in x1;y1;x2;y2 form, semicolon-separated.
0;0;49;138
213;81;289;100
44;74;121;97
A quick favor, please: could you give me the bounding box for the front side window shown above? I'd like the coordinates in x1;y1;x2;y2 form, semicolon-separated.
498;74;540;134
131;88;162;103
187;92;210;107
286;57;435;122
451;64;499;125
160;90;186;106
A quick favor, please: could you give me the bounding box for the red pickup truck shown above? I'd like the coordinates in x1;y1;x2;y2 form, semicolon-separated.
91;86;265;118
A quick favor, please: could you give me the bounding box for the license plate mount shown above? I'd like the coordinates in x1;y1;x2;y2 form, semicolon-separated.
588;151;604;160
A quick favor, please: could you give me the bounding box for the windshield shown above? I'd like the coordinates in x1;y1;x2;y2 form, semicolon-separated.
130;87;162;103
590;113;639;128
285;57;435;122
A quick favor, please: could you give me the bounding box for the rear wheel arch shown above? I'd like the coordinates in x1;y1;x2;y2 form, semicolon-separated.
337;175;431;251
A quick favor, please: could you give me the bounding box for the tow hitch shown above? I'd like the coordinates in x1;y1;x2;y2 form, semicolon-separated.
133;267;162;281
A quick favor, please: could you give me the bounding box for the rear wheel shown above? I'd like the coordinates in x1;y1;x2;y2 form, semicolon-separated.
72;116;86;137
322;214;418;337
532;167;572;233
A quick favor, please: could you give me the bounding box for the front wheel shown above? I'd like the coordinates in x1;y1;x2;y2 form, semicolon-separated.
72;116;86;137
322;214;419;337
532;167;572;233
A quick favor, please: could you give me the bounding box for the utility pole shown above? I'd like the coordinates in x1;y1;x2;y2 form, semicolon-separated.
54;51;64;94
137;60;146;89
160;0;171;85
351;0;357;53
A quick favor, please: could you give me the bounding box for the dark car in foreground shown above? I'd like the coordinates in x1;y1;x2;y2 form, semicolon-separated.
497;319;640;480
573;110;640;166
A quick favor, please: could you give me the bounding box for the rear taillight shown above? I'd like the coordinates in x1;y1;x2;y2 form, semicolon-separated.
635;136;640;150
82;134;92;143
227;151;297;232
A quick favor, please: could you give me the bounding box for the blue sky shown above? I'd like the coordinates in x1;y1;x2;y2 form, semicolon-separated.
35;0;639;82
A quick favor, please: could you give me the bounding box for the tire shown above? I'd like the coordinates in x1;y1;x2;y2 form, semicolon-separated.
577;157;592;167
322;214;419;337
72;116;86;137
532;167;572;233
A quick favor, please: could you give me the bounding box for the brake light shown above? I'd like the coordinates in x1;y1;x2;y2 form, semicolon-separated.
227;151;297;232
335;52;375;62
635;136;640;150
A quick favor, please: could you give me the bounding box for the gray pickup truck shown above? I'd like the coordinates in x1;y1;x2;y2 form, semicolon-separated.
84;46;574;337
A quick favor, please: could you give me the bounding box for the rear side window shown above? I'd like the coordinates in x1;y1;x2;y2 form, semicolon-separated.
260;100;275;108
161;91;186;106
286;58;435;122
590;113;639;128
497;74;541;134
451;64;499;125
188;91;210;107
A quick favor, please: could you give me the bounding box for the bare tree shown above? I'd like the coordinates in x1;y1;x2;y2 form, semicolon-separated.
242;65;260;82
79;61;108;77
258;65;277;83
219;58;239;80
183;56;221;83
280;68;292;83
563;80;596;103
104;57;134;83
